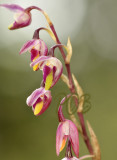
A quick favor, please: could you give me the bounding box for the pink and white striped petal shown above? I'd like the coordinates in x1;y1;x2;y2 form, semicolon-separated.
27;87;46;106
26;87;52;116
0;4;24;12
56;122;67;156
19;39;48;56
69;120;79;157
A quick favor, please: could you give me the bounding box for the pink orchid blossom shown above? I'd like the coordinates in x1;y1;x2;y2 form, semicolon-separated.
20;39;48;71
56;119;79;157
0;4;31;30
30;56;63;90
26;87;52;116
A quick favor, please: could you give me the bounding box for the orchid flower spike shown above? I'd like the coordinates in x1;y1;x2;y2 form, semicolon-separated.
56;119;79;157
30;56;63;90
20;39;48;71
27;87;52;116
0;4;31;30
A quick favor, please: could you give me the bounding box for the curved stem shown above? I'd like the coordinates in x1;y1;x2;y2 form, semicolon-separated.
58;94;71;122
33;27;56;42
48;44;67;56
58;105;65;122
26;6;52;26
78;112;93;155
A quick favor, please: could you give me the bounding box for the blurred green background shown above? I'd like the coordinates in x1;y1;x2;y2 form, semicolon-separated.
0;0;117;160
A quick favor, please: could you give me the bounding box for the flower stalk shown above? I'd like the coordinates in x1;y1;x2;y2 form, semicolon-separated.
0;3;101;160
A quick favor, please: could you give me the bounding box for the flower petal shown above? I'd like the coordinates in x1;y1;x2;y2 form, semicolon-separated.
36;91;52;115
19;40;39;54
8;16;31;30
30;56;50;66
26;87;46;106
60;136;67;152
39;39;48;56
0;4;32;30
43;65;52;82
14;11;31;24
69;120;79;157
27;87;52;116
43;65;53;90
34;101;43;115
56;123;66;156
19;39;48;56
0;4;24;12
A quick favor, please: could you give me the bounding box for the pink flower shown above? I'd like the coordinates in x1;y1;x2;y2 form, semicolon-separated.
0;4;31;30
30;56;63;90
26;87;52;116
56;119;79;157
20;39;48;71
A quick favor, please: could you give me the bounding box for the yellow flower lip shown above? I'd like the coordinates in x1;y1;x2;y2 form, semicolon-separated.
33;54;40;71
60;138;66;152
8;23;13;30
45;71;53;90
34;101;43;115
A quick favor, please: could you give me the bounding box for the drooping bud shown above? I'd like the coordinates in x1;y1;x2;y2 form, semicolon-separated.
0;4;32;30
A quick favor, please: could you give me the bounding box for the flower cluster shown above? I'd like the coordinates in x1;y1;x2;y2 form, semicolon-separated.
0;4;63;116
20;37;63;115
0;3;95;160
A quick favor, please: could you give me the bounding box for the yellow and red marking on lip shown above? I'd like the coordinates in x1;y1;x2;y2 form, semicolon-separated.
45;71;53;90
60;137;66;152
32;54;40;71
34;101;44;115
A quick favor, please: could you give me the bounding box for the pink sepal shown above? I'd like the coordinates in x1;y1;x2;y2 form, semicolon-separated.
26;87;52;116
0;4;24;12
19;39;48;56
